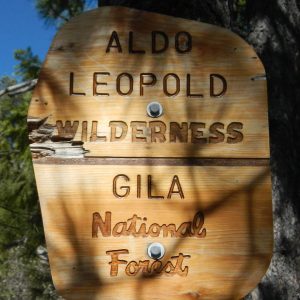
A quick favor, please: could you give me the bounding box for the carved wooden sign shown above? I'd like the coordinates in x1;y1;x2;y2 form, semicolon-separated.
28;7;273;300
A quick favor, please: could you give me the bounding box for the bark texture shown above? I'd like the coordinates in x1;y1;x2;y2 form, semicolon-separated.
100;1;300;299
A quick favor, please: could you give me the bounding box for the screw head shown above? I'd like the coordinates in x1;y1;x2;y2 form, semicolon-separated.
147;242;165;260
147;102;163;118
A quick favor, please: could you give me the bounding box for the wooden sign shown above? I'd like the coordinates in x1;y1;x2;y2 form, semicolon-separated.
28;7;272;300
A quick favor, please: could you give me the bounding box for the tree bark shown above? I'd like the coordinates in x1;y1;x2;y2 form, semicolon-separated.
100;1;300;299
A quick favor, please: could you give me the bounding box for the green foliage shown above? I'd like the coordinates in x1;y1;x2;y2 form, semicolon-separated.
0;77;17;91
35;0;86;27
0;1;98;297
0;98;37;240
0;82;41;251
0;246;59;299
236;0;247;6
0;77;60;298
14;47;41;81
0;1;102;298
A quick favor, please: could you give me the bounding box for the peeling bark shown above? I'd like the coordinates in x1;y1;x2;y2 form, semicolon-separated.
0;79;37;97
27;117;88;159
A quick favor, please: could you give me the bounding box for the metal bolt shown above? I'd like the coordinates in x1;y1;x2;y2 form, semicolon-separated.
147;242;165;260
147;102;163;118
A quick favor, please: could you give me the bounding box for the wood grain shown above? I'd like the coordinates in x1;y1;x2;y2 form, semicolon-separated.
28;7;273;300
33;157;270;166
28;6;269;159
34;164;272;300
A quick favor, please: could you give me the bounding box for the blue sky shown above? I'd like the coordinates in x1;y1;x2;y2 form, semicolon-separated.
0;0;55;78
0;1;96;79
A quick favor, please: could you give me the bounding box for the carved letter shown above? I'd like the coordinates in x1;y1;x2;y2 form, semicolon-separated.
187;74;203;98
56;120;79;140
137;175;141;198
106;249;128;276
106;31;122;53
113;174;130;198
170;122;188;143
227;122;243;143
90;121;107;142
210;74;227;97
161;260;176;275
209;122;225;143
81;121;88;142
110;121;128;142
190;122;207;144
116;73;133;95
112;222;127;236
148;223;161;237
125;261;140;276
129;31;145;54
140;73;157;96
163;73;180;96
152;31;169;53
69;72;86;96
92;212;111;237
126;214;142;236
139;260;151;273
137;221;149;237
172;253;191;277
149;121;166;143
150;261;162;274
192;211;206;238
176;222;192;237
162;224;177;237
131;121;147;142
175;31;192;53
167;175;184;199
148;175;164;199
93;72;110;96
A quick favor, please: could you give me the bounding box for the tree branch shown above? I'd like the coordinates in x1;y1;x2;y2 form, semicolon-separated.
0;79;37;98
59;14;70;22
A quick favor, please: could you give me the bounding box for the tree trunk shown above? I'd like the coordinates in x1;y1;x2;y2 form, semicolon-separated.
99;1;300;299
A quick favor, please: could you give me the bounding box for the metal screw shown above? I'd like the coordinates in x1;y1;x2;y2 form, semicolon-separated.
147;242;165;260
147;102;163;118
